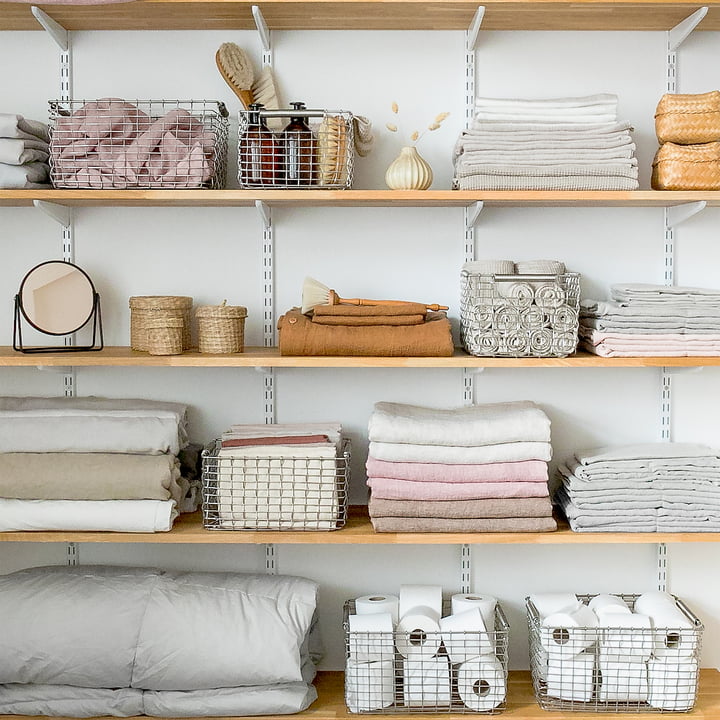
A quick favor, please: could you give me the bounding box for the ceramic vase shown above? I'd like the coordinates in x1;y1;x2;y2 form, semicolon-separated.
385;145;433;190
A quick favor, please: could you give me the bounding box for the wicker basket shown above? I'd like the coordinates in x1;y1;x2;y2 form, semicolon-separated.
196;303;247;354
651;141;720;190
655;91;720;145
146;317;183;355
129;296;193;351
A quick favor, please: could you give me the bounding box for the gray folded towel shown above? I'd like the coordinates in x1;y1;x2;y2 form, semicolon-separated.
0;113;50;143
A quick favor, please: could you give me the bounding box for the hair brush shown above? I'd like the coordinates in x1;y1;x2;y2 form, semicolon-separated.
216;42;255;109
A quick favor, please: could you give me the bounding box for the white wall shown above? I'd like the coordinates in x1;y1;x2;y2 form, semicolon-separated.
1;25;719;672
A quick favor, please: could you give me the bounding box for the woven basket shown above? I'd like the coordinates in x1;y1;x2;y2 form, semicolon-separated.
655;91;720;145
196;303;247;354
652;141;720;190
145;317;183;355
129;296;193;351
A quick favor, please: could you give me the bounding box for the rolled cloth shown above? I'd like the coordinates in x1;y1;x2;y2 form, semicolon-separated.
368;495;553;519
370;516;557;533
0;452;183;502
278;308;453;356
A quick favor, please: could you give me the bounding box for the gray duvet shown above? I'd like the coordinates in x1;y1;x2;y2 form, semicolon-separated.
0;566;321;717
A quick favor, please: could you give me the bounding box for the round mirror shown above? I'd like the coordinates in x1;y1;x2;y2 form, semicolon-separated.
19;261;96;335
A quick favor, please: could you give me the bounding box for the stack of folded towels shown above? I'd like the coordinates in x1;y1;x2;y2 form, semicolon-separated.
365;400;557;532
278;304;454;357
580;283;720;357
555;442;720;532
0;396;197;533
0;113;51;188
453;94;639;191
206;422;345;530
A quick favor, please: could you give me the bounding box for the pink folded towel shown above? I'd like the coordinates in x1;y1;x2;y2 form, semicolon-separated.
366;456;548;483
367;477;550;501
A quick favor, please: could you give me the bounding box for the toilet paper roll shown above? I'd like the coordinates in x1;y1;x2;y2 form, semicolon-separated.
547;651;595;702
399;585;442;621
633;593;696;659
648;658;698;711
450;594;497;629
541;605;598;656
597;658;648;702
528;593;580;619
599;613;653;660
588;594;632;620
457;656;506;711
402;656;451;708
355;594;400;625
440;608;493;663
348;613;395;663
395;611;441;658
345;659;395;712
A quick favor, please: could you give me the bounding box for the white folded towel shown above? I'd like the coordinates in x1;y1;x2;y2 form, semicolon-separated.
369;440;552;464
475;94;618;110
456;175;640;191
0;113;50;143
0;138;50;165
0;161;49;188
462;259;515;275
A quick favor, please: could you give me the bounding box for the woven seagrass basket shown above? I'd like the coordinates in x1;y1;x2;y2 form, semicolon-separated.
129;296;193;351
652;141;720;190
145;317;183;355
655;91;720;145
196;302;247;354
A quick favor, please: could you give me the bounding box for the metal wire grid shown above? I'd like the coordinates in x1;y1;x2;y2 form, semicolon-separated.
237;109;355;189
460;272;581;358
526;594;703;713
201;439;349;531
343;600;510;714
48;99;229;189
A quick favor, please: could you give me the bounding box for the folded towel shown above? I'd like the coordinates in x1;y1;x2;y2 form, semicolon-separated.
612;283;720;303
368;476;550;501
0;113;50;143
218;443;337;459
0;138;49;165
456;175;639;191
0;161;49;188
370;516;557;533
352;115;375;157
462;259;515;275
473;112;618;124
278;308;453;357
311;302;426;326
574;443;719;466
223;423;343;448
581;340;720;357
455;136;635;155
369;439;552;464
459;150;637;164
515;260;566;275
470;120;633;133
365;457;549;483
581;299;720;319
474;94;618;111
456;163;639;179
221;435;330;448
368;495;553;519
368;400;551;446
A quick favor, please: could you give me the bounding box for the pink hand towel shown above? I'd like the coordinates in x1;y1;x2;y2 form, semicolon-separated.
367;476;550;501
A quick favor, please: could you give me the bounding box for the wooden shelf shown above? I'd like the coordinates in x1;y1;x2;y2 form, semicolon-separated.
4;506;720;544
3;189;720;209
2;346;720;368
2;1;720;32
3;670;719;720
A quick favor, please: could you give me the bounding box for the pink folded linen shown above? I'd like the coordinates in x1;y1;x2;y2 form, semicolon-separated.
367;477;550;501
366;456;548;483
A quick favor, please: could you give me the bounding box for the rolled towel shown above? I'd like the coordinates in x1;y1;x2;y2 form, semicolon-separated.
462;259;515;275
515;259;566;275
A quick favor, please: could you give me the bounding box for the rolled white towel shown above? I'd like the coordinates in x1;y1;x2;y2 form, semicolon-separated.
462;259;515;275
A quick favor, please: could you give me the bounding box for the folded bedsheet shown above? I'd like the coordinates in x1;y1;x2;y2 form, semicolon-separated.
370;516;557;532
368;495;552;519
369;439;552;464
368;476;550;501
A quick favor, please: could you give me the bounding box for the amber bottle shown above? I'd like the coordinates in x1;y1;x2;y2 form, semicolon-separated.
239;102;281;186
281;102;316;186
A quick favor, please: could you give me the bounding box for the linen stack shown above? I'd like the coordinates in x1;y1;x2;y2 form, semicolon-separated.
0;113;50;188
0;397;193;532
278;304;454;357
580;283;720;357
453;94;639;191
554;442;720;532
206;423;346;530
365;400;557;532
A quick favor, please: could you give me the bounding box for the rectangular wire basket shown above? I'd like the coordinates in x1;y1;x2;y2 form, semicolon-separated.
201;439;350;531
527;594;703;713
49;99;229;189
343;600;509;714
460;272;581;358
238;108;354;189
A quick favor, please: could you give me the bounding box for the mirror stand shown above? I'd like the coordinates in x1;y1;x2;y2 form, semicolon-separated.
13;293;104;354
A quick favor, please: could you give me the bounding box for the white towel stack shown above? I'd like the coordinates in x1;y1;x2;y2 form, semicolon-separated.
0;113;51;188
554;442;720;532
580;283;720;357
453;95;639;191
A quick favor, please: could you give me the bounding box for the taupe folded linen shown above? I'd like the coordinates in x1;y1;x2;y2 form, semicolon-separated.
368;495;553;519
0;452;183;502
370;516;557;533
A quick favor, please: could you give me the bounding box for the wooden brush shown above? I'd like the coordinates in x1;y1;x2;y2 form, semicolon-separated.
301;276;448;314
215;42;255;109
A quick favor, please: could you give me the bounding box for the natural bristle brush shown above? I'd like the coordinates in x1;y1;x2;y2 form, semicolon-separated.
215;42;255;109
301;277;449;315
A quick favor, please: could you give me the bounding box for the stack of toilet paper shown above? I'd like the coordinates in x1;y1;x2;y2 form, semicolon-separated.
345;585;507;712
529;591;700;710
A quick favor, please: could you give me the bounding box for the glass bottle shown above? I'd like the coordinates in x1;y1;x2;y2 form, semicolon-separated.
281;101;316;186
238;102;281;186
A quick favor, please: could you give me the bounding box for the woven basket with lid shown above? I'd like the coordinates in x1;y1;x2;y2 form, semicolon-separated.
145;317;184;355
196;302;247;354
129;296;193;351
652;141;720;190
655;91;720;145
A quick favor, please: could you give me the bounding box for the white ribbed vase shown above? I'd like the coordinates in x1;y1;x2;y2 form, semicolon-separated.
385;145;433;190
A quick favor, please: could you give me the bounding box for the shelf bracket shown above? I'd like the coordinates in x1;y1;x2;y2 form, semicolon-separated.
32;6;72;102
66;541;79;567
265;543;277;574
464;9;483;129
33;200;71;228
460;544;472;595
465;201;484;232
257;200;276;424
252;5;273;67
657;543;668;592
465;6;485;52
666;7;707;92
663;202;704;287
660;367;672;442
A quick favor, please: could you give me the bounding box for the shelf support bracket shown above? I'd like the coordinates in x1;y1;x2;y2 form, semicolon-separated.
460;544;472;594
465;201;484;233
465;6;485;52
265;544;277;574
252;5;273;67
464;7;483;129
66;542;79;566
666;7;707;92
33;200;71;228
660;367;672;442
666;201;706;230
32;6;72;102
657;543;668;592
256;200;276;424
461;202;484;405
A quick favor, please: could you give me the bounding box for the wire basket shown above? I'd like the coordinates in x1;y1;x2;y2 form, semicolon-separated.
238;108;354;189
202;439;350;531
527;594;703;712
461;272;581;358
343;600;509;714
49;99;229;189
